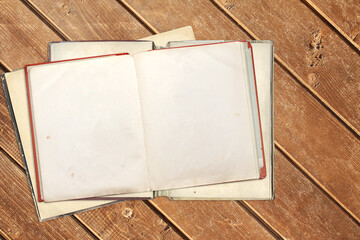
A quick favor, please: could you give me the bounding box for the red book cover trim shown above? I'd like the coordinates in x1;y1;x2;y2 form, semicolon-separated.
25;53;129;202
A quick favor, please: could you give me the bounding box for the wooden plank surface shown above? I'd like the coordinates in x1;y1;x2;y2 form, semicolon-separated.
214;0;360;131
76;201;185;240
0;1;60;69
30;0;151;40
127;0;360;132
247;150;360;239
309;0;360;44
124;0;360;215
150;199;276;239
0;148;96;240
0;0;359;239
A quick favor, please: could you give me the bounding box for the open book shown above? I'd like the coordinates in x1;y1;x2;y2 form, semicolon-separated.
2;34;274;221
25;41;265;202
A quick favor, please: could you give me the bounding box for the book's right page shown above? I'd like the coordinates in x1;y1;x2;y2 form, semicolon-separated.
161;40;274;200
134;41;264;191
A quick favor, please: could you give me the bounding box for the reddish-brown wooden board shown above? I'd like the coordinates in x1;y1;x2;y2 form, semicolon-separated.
0;0;359;239
309;0;360;44
0;150;96;240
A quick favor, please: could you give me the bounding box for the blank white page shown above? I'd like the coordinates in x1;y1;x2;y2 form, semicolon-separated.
27;55;149;202
134;42;260;190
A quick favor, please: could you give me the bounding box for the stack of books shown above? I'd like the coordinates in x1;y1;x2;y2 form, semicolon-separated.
2;26;274;221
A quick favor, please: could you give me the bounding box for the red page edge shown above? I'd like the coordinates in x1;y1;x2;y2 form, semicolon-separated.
24;53;129;202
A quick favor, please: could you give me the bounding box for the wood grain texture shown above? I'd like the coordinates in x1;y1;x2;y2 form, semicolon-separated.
77;201;184;240
127;0;360;131
0;0;61;69
309;0;360;44
0;0;359;239
273;64;360;216
0;150;95;240
31;0;151;40
123;0;360;216
151;198;275;239
246;150;360;239
215;0;360;132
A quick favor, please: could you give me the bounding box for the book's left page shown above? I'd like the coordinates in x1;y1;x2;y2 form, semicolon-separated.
26;54;150;202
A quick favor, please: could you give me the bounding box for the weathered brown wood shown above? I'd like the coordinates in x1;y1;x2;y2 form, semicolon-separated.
0;150;96;240
77;201;184;240
273;64;360;216
128;0;360;132
246;149;360;239
0;1;61;69
122;0;360;216
309;0;360;45
151;198;276;239
0;0;359;238
216;0;360;130
30;0;151;40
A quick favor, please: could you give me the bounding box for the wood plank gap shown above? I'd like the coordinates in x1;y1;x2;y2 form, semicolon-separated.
0;60;11;72
71;216;102;240
275;141;360;225
20;0;71;41
144;200;192;240
116;0;159;34
0;146;25;174
274;55;360;140
301;0;360;53
0;228;12;240
210;0;360;140
237;201;285;240
210;0;259;39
